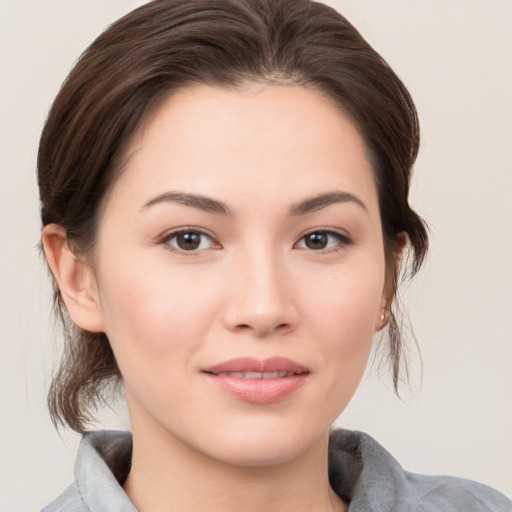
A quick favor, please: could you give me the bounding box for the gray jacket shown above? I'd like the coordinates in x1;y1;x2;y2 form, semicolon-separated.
41;429;511;511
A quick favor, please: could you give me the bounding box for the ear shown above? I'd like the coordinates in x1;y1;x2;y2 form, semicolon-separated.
42;224;105;332
375;233;407;332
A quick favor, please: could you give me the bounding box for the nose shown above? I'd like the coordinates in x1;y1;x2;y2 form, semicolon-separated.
222;247;299;337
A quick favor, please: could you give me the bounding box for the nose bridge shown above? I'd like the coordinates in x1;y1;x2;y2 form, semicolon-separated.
224;239;297;336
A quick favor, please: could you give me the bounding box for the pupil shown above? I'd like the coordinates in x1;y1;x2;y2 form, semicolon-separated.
177;232;201;250
306;232;328;249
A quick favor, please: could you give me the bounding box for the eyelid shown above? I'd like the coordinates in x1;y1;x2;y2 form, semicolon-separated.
156;226;352;254
294;228;353;250
159;227;222;253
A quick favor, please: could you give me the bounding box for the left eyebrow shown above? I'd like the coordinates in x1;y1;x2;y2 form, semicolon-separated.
289;191;368;216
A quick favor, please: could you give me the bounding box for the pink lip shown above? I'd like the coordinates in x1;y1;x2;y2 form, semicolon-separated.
204;356;309;374
202;357;310;404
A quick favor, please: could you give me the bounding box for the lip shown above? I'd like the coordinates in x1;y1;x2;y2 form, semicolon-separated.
202;357;310;404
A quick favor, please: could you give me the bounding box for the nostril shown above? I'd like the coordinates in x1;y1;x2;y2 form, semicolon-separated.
223;296;299;336
275;323;291;332
234;322;291;336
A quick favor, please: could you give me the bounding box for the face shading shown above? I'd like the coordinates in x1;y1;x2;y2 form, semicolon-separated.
89;83;389;466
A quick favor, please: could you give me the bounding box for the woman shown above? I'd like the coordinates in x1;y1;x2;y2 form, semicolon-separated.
37;0;511;510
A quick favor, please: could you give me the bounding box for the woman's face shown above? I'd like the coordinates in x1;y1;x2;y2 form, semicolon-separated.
89;83;388;466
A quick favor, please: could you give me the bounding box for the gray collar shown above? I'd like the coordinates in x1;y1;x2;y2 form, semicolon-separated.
68;429;510;512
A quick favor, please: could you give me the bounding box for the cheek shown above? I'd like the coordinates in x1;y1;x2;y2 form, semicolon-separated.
301;258;385;336
299;257;385;384
95;255;222;373
317;278;382;413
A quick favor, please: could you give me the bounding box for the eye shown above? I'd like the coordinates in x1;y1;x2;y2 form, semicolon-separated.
295;230;350;251
163;229;217;252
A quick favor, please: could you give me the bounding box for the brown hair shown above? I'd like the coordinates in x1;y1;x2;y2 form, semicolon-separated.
38;0;428;432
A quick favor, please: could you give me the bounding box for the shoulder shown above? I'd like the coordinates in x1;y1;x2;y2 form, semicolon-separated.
329;429;512;512
39;430;136;512
406;471;512;511
39;483;86;512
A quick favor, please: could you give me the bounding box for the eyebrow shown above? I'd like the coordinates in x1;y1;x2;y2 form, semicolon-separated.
141;191;233;215
289;191;367;215
141;190;367;216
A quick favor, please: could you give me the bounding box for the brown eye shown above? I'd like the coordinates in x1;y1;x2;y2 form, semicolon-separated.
305;232;329;249
296;230;350;251
165;230;215;251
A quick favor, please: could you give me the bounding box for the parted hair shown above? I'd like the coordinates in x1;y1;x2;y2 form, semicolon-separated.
38;0;428;432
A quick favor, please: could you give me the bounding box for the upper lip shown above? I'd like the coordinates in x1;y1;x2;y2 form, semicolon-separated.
203;357;309;375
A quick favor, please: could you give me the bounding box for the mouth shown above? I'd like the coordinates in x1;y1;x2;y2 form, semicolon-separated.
202;357;310;403
214;371;297;379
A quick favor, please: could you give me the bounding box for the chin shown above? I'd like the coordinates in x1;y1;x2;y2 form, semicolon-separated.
189;421;328;468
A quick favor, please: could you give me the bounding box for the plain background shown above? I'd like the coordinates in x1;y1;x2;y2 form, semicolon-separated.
1;1;511;510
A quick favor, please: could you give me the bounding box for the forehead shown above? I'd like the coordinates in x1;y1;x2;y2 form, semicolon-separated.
109;83;378;216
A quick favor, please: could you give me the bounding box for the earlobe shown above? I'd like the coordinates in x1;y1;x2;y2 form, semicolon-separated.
375;233;407;332
375;307;389;332
41;224;105;332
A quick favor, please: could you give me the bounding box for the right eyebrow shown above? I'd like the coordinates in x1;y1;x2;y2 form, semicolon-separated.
141;191;233;215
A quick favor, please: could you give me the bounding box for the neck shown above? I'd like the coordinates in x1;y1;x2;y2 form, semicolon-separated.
123;420;346;512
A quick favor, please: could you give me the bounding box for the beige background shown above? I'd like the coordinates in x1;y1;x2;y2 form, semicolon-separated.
1;1;511;510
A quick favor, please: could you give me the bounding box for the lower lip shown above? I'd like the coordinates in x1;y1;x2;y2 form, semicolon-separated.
203;373;308;403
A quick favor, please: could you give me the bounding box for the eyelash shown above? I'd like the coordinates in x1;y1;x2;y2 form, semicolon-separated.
160;228;220;255
294;229;353;253
159;228;352;255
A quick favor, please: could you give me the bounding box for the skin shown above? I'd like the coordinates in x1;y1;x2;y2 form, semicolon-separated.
43;83;394;512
